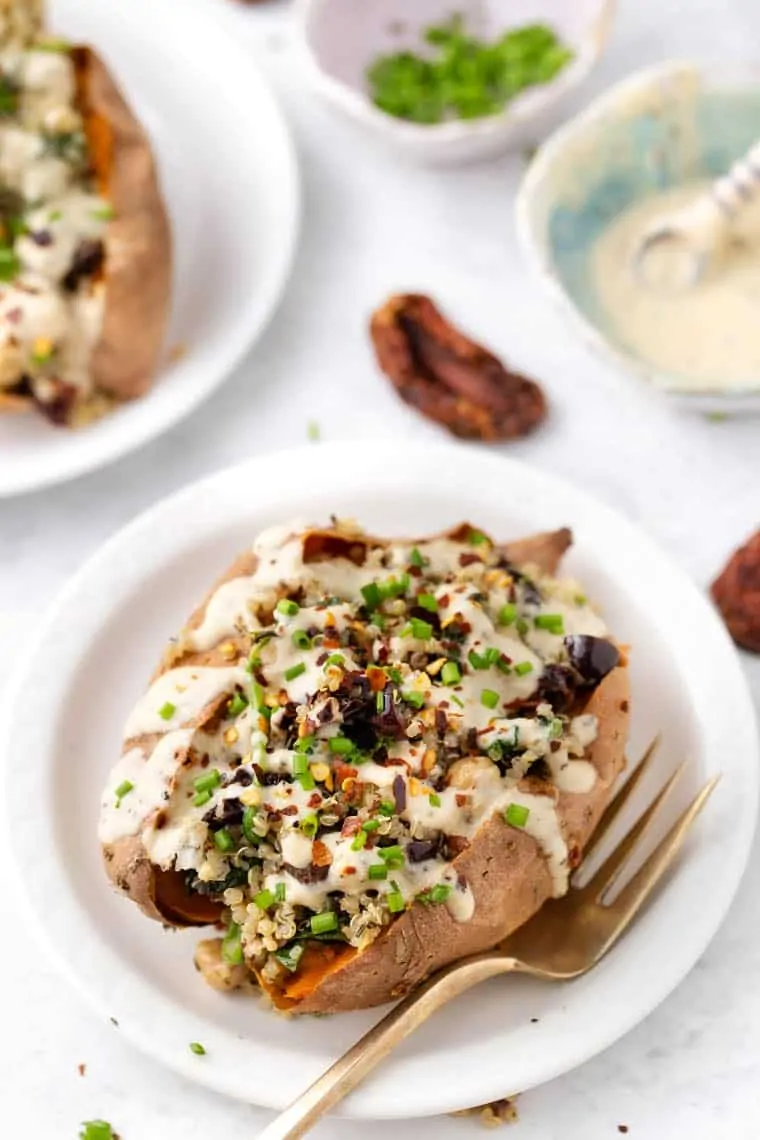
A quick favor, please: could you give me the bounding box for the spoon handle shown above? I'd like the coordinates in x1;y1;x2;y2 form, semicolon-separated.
712;139;760;219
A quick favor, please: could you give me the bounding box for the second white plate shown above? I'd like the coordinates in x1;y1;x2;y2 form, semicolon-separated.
1;442;757;1117
0;0;299;497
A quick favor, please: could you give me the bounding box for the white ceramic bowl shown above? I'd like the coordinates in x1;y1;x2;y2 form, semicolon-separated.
294;0;615;164
516;60;760;414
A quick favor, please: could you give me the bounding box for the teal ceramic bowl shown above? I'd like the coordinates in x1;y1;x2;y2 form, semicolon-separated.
517;61;760;412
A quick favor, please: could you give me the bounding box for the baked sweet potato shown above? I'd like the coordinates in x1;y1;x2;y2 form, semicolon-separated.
0;16;171;425
99;521;629;1014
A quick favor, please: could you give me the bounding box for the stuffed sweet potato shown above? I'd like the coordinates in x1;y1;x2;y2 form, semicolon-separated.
98;520;629;1014
0;6;171;425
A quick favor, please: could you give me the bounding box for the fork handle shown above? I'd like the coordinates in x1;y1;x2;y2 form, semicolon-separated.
256;954;523;1140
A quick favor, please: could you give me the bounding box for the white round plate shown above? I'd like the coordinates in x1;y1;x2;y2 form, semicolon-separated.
0;0;299;497
1;442;756;1118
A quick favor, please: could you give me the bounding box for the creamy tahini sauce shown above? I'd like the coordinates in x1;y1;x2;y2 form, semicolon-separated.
592;181;760;390
0;44;110;403
99;523;613;959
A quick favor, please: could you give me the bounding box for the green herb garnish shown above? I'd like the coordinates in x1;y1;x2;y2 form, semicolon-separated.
158;701;176;721
189;1042;206;1056
276;598;300;617
367;18;573;125
221;921;244;965
310;910;339;935
505;802;530;828
284;662;306;682
441;660;461;686
534;613;565;635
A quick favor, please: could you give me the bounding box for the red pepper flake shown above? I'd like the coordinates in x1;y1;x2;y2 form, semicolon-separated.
342;865;357;876
366;665;387;692
77;1063;86;1077
307;792;323;808
438;593;450;608
334;763;358;785
280;805;298;816
323;636;341;650
341;816;362;837
455;793;469;807
459;552;482;568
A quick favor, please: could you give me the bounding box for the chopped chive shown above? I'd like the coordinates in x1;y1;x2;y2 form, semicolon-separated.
250;680;266;711
158;701;176;721
189;1042;206;1056
242;806;261;845
387;666;404;684
293;752;309;778
275;881;287;903
505;802;530;828
575;593;588;606
403;690;425;709
548;717;563;739
214;828;235;852
441;660;461;686
429;792;442;808
534;613;565;635
409;546;427;568
361;582;383;609
383;572;410;599
496;657;512;674
297;769;316;791
325;653;345;667
404;616;433;640
376;690;385;712
514;661;534;676
310;910;339;935
416;592;438;612
91;203;115;221
483;647;502;666
378;800;395;816
296;734;315;753
362;818;381;832
419;883;452;905
370;611;386;630
498;603;517;626
227;691;248;717
79;1122;114;1140
329;736;354;754
368;863;388;880
351;830;368;851
194;769;221;794
284;662;306;682
276;599;300;617
292;630;312;650
114;779;133;802
387;888;405;914
450;694;465;708
481;688;499;710
378;844;404;866
468;529;489;546
301;813;319;838
221;921;244;965
307;420;320;442
468;649;487;670
516;617;529;636
193;789;212;807
254;889;275;910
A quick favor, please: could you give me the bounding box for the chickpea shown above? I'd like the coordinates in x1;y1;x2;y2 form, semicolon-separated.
447;755;494;790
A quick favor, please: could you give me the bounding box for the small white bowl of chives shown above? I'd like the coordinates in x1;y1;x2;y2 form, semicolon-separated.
294;0;615;164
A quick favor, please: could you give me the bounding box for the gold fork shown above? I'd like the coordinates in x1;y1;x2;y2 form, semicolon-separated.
258;741;719;1140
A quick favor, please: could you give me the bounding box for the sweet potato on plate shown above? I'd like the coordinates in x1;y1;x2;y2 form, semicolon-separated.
0;8;171;425
99;521;629;1014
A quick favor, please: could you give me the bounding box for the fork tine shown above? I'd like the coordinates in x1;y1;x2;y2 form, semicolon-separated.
600;776;720;939
581;735;661;864
583;760;686;900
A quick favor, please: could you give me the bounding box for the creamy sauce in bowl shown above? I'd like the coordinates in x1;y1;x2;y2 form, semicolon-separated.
592;181;760;390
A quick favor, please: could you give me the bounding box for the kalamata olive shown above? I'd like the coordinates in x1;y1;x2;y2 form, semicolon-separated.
564;635;620;684
283;862;329;884
392;774;407;813
537;663;577;710
407;838;440;863
203;798;244;831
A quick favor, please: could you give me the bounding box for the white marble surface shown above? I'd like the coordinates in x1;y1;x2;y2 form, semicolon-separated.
2;0;760;1136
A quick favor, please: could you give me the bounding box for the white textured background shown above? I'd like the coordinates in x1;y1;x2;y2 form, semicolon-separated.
1;0;759;1136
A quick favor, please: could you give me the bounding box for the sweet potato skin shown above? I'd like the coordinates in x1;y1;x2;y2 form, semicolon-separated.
102;525;628;1010
273;663;628;1013
76;47;172;401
